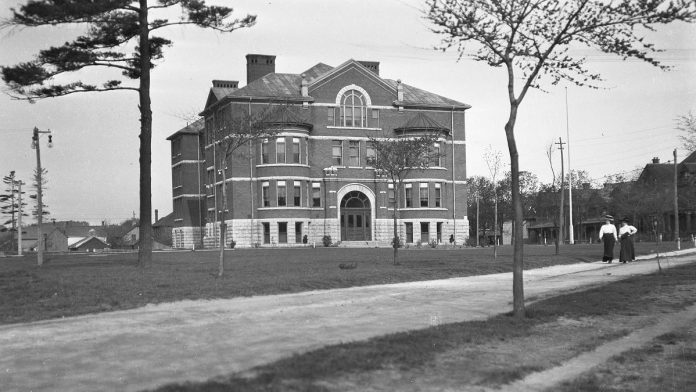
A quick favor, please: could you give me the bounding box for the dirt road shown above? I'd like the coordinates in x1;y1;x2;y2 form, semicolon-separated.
1;249;694;392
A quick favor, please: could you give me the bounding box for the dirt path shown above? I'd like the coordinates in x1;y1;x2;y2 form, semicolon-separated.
495;302;696;392
1;249;694;392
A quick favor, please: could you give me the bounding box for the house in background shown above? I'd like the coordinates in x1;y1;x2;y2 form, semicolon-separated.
20;225;69;252
122;210;173;250
69;236;109;252
169;54;471;248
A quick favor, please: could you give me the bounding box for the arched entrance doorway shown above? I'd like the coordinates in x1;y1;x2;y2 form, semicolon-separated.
340;191;371;241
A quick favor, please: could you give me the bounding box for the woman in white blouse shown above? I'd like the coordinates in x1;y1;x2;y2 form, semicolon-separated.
598;215;617;263
619;218;638;263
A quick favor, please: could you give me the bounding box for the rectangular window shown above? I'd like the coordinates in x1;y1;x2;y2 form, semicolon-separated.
435;183;441;207
278;222;287;243
348;140;360;166
371;109;380;128
405;184;413;208
261;139;269;164
262;222;270;244
436;222;443;243
388;183;395;207
293;181;301;206
295;222;303;243
420;183;429;207
405;222;413;243
431;143;441;167
262;182;270;207
277;181;286;207
328;107;335;126
420;222;429;243
292;138;300;163
276;138;286;163
366;143;376;165
312;182;321;207
332;140;343;165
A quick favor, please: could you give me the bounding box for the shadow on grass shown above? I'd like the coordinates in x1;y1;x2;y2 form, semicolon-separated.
147;262;696;392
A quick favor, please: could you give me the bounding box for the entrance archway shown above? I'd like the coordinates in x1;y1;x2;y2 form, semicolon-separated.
340;190;372;241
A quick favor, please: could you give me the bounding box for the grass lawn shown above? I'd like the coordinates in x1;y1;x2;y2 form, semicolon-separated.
148;256;696;392
0;242;679;325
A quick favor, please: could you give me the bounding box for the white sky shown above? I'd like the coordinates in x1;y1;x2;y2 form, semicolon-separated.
0;0;695;224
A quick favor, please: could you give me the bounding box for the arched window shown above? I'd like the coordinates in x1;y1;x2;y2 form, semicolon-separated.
340;90;367;128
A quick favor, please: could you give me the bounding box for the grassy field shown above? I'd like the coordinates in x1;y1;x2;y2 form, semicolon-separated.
0;242;680;325
149;256;696;392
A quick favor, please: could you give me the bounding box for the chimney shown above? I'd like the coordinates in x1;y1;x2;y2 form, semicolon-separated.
246;54;276;85
396;79;404;101
652;157;660;164
212;80;238;89
155;209;159;223
358;61;380;75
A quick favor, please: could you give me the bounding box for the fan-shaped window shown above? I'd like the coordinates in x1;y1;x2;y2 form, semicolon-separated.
340;90;367;128
341;191;370;209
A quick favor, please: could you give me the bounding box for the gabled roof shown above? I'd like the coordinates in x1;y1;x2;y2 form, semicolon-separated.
203;58;470;112
683;150;696;164
637;163;673;184
308;59;393;92
70;236;108;249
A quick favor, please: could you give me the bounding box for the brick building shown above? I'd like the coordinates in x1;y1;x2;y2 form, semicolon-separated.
168;54;471;248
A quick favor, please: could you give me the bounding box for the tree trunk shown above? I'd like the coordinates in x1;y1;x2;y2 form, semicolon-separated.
393;179;400;265
493;196;498;258
505;103;525;318
218;163;227;277
137;0;153;268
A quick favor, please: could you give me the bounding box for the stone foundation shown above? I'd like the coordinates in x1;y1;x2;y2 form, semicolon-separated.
177;217;469;248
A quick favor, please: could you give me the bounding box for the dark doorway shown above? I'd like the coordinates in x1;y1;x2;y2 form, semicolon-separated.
340;191;371;241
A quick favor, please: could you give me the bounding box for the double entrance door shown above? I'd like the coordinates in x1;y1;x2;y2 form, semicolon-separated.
340;209;371;241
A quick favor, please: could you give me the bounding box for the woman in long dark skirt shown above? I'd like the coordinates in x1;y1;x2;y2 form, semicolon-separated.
598;215;617;262
619;218;638;263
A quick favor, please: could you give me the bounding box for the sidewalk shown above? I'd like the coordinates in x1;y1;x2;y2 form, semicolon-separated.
1;249;694;392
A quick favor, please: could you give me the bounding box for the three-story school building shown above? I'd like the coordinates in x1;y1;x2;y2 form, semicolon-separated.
168;54;471;248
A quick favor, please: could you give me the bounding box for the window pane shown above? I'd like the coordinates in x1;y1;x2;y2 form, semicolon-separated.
262;183;270;207
332;140;343;165
366;144;375;165
349;140;359;166
420;183;429;207
278;222;287;243
261;140;269;164
435;184;441;207
328;107;335;126
276;139;285;163
277;182;286;206
405;187;412;208
292;138;300;163
312;183;321;207
294;183;301;206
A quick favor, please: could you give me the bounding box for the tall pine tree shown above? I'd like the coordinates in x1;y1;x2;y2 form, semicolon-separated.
1;1;255;266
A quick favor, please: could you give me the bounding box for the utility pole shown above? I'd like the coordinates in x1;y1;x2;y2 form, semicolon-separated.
476;193;480;247
31;126;52;266
674;149;680;250
565;88;574;244
17;180;24;256
555;137;566;249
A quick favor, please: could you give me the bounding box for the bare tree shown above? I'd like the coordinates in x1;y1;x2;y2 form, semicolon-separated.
677;111;696;152
484;146;502;258
427;0;696;317
213;104;289;276
368;133;441;265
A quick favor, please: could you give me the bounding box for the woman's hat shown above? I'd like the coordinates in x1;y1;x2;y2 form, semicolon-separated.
622;217;630;223
604;214;614;221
